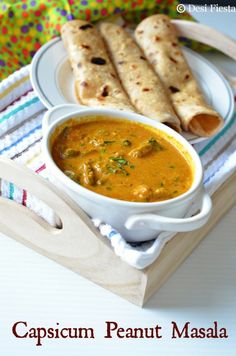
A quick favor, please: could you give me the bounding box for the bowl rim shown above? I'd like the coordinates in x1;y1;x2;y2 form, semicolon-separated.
42;107;203;208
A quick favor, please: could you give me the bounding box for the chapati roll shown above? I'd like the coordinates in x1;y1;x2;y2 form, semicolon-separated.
135;15;224;137
61;20;134;112
98;22;181;132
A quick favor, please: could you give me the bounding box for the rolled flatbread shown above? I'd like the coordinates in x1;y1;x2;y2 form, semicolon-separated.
98;22;181;132
61;20;134;112
135;15;224;137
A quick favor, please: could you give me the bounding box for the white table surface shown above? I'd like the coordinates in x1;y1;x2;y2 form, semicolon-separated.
0;8;236;356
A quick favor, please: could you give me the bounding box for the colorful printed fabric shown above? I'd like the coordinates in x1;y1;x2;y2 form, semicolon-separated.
0;0;193;80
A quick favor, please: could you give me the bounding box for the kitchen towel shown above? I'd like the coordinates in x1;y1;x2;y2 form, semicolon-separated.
0;64;235;269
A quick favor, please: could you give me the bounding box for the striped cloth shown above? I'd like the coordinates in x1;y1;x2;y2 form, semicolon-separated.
0;65;236;269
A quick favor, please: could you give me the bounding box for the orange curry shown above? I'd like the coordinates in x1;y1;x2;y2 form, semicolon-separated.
51;117;193;202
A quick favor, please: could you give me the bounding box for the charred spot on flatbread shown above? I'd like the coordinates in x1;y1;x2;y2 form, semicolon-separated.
169;56;178;64
91;57;106;65
101;85;109;97
169;86;180;94
81;44;90;49
79;24;93;30
80;81;88;87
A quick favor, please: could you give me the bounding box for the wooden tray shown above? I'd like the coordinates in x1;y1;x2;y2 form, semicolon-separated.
0;20;236;306
0;159;236;307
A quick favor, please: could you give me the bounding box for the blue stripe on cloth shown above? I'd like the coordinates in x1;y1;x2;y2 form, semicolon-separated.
199;112;236;157
9;182;14;200
204;174;216;185
0;96;40;125
108;230;118;239
204;157;230;185
0;124;42;155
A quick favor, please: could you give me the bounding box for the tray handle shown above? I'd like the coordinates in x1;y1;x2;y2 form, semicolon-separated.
172;19;236;62
0;157;107;258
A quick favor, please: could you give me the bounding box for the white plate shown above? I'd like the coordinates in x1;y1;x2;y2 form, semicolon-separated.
30;37;234;144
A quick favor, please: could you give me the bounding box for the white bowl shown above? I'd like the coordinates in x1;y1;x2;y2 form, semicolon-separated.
42;105;212;242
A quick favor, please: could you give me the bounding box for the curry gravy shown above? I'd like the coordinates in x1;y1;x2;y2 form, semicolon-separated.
51;117;193;202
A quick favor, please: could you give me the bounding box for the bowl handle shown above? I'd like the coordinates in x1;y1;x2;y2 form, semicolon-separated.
42;104;87;133
125;189;212;232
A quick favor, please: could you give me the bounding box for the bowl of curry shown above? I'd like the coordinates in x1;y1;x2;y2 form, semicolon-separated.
42;106;212;242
